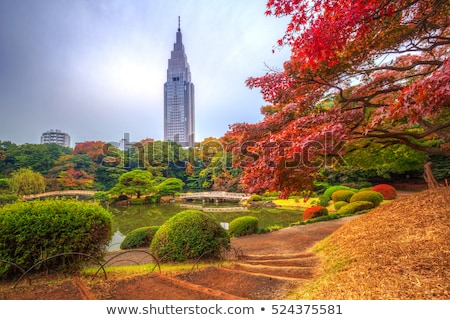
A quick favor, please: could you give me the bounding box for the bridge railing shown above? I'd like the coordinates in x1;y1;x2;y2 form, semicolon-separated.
179;191;248;200
23;190;97;201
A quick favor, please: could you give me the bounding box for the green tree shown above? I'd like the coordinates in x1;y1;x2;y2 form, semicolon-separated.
9;168;46;196
156;178;184;196
110;169;154;198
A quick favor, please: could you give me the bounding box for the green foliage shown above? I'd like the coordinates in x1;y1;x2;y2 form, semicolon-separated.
331;190;355;202
150;210;230;262
0;179;10;190
323;185;351;202
120;226;160;250
0;200;112;277
228;216;259;237
131;199;145;205
94;191;110;203
334;201;348;211
298;213;341;225
428;154;450;180
144;195;161;204
9;168;46;195
156;178;184;196
343;141;427;178
350;190;384;207
110;169;154;198
0;194;18;205
302;206;328;221
317;194;330;206
337;201;374;215
248;194;263;202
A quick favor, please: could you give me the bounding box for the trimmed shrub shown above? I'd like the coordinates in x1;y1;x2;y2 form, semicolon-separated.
302;206;328;221
248;194;263;202
228;216;259;237
372;184;397;200
0;200;112;277
337;201;374;215
331;190;355;202
120;226;160;250
150;210;230;262
131;198;145;205
317;195;330;207
323;186;351;201
0;194;18;205
334;201;348;211
350;190;384;207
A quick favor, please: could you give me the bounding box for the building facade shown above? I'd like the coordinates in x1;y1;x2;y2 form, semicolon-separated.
164;18;195;148
40;129;71;147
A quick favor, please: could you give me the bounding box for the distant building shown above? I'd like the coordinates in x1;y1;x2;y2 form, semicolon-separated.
163;17;195;148
40;129;71;147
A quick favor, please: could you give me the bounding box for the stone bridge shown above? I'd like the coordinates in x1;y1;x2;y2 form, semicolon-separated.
179;191;249;202
22;190;97;201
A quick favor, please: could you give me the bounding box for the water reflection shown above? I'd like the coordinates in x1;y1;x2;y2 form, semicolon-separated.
107;203;301;250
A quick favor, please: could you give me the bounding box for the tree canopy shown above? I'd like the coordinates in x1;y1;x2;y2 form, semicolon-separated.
110;169;154;198
223;0;449;197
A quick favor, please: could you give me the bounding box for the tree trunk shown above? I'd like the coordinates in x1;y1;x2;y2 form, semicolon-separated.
423;162;440;189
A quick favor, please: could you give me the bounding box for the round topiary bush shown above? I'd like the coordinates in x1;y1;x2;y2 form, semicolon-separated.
323;185;351;202
150;210;230;262
0;200;112;277
337;201;374;215
302;205;328;221
372;184;397;200
334;201;349;211
331;190;356;202
350;190;384;207
120;226;160;250
228;216;259;237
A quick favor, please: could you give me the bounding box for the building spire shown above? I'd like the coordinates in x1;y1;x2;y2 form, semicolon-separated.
178;16;180;32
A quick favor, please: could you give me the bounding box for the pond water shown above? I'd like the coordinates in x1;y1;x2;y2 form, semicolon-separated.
106;202;302;251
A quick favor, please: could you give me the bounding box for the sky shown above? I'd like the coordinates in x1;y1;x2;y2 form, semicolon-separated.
0;0;290;147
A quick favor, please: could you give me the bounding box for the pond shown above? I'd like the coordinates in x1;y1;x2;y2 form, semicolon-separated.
107;202;302;251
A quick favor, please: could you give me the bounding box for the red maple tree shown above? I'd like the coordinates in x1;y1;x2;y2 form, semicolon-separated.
223;0;449;197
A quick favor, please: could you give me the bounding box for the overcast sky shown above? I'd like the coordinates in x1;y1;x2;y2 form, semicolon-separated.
0;0;290;146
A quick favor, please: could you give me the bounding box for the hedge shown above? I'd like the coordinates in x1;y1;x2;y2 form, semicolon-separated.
120;226;160;250
228;216;259;237
0;200;112;276
331;190;356;202
337;201;374;215
150;210;230;262
350;190;384;207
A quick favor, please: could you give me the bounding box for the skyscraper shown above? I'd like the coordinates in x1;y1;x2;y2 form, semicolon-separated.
164;17;195;148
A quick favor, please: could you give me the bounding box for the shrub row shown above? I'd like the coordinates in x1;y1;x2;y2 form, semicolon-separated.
0;200;112;277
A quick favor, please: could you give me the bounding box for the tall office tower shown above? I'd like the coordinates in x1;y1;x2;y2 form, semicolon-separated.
164;17;195;147
40;129;71;147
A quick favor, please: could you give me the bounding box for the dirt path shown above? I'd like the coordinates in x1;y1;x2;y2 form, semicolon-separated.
2;216;359;300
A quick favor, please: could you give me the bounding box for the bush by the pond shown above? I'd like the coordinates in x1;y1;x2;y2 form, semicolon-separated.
120;226;160;250
228;216;259;237
150;210;230;262
350;190;384;207
302;206;328;221
337;201;374;215
0;200;112;277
